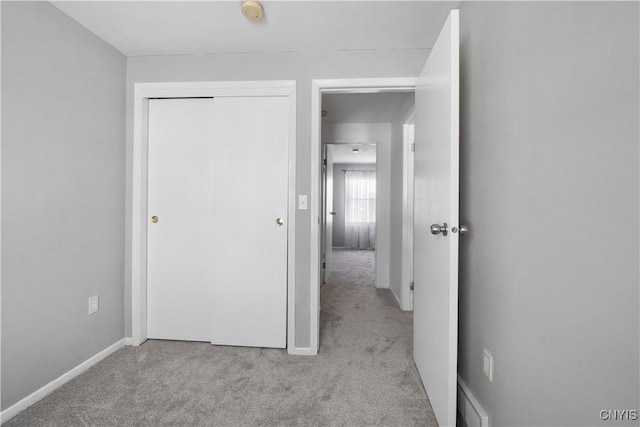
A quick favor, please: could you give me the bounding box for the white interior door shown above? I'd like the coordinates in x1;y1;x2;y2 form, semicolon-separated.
413;9;459;427
147;98;215;341
147;96;289;349
209;96;289;349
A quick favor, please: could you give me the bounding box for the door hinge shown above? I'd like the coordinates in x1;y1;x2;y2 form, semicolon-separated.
411;143;415;152
410;281;414;291
323;262;326;269
323;158;327;166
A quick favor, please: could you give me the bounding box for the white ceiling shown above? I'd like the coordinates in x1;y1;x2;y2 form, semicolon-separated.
322;92;414;124
328;144;377;164
50;1;459;56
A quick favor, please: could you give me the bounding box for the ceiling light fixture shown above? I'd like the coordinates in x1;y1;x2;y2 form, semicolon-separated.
352;148;360;153
241;1;264;21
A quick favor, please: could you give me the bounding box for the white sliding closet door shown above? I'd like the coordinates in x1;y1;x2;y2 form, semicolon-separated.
146;96;289;348
147;98;216;341
209;97;289;348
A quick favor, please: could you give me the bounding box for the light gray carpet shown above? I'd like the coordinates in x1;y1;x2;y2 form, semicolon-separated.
6;249;437;426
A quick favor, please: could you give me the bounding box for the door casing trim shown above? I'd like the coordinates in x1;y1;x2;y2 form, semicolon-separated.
131;80;297;352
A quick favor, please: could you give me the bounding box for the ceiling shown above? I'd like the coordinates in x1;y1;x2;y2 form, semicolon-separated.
322;92;414;124
328;144;377;165
50;1;459;56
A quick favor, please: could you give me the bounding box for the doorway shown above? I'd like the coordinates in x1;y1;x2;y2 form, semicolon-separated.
322;143;378;288
310;9;460;418
317;89;416;357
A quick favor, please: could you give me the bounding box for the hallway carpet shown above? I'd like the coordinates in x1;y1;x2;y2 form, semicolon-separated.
6;249;437;426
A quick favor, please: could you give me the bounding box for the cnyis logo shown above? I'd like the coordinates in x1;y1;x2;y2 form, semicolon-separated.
599;409;639;421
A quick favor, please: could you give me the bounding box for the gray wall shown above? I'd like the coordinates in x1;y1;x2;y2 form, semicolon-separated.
458;2;639;425
1;2;126;410
126;54;428;346
332;163;377;248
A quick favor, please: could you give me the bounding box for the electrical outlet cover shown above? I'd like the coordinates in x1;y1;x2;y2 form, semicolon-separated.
88;295;99;314
482;348;493;382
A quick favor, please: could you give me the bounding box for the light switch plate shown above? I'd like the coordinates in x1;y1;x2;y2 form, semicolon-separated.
298;195;308;210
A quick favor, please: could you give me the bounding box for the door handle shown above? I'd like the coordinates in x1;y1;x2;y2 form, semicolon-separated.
151;216;159;223
430;223;448;236
276;218;284;226
329;212;336;215
451;225;469;236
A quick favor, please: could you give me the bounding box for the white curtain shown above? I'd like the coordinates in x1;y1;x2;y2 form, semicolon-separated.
344;170;376;249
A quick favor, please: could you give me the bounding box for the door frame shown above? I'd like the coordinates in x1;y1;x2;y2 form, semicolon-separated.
322;143;378;282
131;80;297;351
401;117;415;311
310;78;417;354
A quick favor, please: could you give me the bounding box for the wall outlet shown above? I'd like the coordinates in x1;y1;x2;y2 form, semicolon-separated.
88;295;99;315
482;348;494;382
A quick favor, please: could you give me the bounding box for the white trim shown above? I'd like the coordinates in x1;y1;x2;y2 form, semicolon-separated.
288;347;317;356
310;81;321;356
286;84;297;354
404;109;416;126
314;78;416;94
457;375;490;427
390;285;403;310
124;337;135;346
131;80;297;350
401;121;416;312
0;339;125;424
376;282;390;289
310;78;417;355
0;8;3;419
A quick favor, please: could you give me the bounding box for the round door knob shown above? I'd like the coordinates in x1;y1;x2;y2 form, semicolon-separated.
151;216;159;223
276;218;284;226
430;222;448;236
452;225;469;236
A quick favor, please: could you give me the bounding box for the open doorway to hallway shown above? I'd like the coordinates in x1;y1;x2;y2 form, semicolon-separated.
311;13;460;422
319;91;415;353
322;143;377;287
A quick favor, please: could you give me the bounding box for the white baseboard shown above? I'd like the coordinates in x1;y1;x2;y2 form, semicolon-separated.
390;286;414;311
288;347;317;356
390;286;403;309
375;282;389;289
0;339;126;425
125;336;148;346
457;375;489;427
